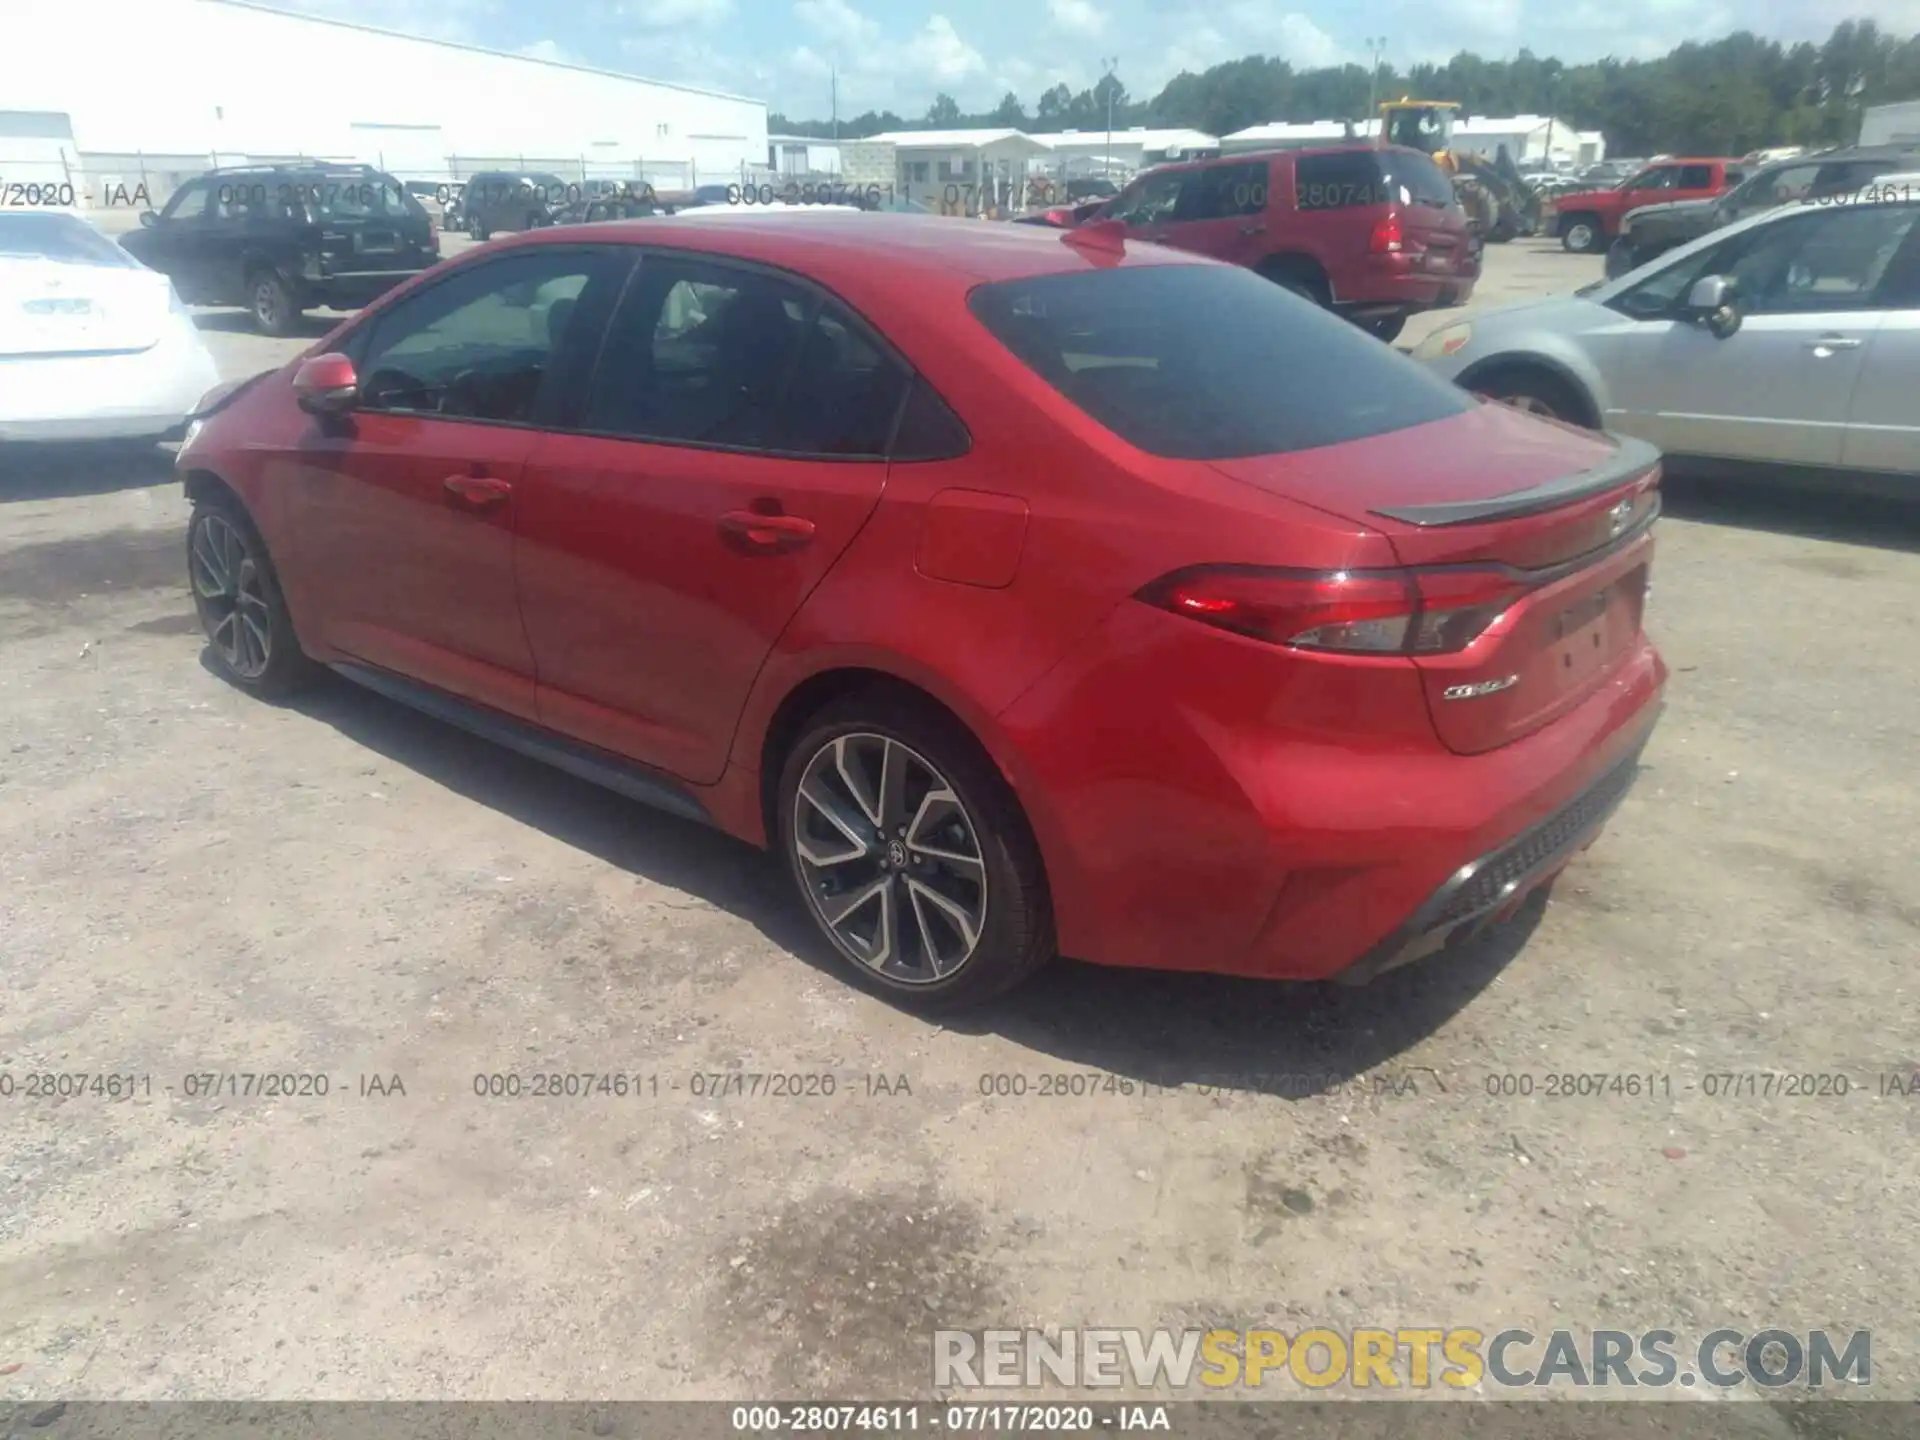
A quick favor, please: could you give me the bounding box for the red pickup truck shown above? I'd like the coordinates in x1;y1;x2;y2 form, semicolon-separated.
1545;157;1747;254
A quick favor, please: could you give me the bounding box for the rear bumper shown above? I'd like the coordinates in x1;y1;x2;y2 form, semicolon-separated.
1334;260;1479;316
304;266;433;308
1333;721;1655;984
0;322;218;442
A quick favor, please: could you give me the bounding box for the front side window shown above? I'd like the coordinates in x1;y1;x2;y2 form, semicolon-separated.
162;180;211;220
585;256;910;456
356;249;613;422
1108;171;1187;226
1741;164;1820;210
1626;167;1679;193
1178;162;1267;220
969;264;1472;460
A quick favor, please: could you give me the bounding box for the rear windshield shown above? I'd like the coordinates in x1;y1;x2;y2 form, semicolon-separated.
0;213;137;266
968;264;1473;460
1295;150;1453;211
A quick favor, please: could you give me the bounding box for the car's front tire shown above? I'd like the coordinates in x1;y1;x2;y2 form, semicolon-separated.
1471;367;1591;427
776;692;1054;1010
1560;215;1603;254
188;496;312;698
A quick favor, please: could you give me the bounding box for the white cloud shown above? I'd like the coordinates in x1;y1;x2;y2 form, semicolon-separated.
625;0;733;27
793;0;882;49
517;38;567;61
906;14;987;84
273;0;502;44
1048;0;1109;38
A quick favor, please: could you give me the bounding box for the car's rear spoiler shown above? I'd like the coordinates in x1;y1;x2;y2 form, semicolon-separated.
1369;434;1662;528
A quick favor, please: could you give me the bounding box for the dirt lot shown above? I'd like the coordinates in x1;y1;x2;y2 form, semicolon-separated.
2;236;1918;1413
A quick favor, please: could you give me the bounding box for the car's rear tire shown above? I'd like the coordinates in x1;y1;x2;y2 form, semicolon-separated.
469;215;489;241
1260;260;1330;308
1471;368;1591;427
1560;215;1603;254
1360;314;1407;342
187;495;313;699
248;270;303;337
776;691;1054;1011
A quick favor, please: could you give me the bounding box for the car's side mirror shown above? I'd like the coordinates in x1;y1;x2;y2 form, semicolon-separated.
139;210;158;227
1686;275;1742;338
293;352;360;415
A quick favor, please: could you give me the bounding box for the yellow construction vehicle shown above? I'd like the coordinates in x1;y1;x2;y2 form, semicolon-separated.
1376;98;1536;242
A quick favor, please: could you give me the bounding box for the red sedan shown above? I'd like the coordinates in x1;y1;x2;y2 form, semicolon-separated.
176;212;1666;1008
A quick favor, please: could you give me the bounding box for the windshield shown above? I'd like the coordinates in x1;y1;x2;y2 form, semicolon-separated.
969;264;1472;460
0;212;137;266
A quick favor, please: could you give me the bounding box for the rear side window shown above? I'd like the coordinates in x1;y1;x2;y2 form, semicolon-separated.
968;264;1472;461
0;213;137;266
1677;165;1715;189
1293;152;1392;211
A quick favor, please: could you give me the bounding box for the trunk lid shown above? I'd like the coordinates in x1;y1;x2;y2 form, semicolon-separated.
1209;403;1661;755
0;257;170;357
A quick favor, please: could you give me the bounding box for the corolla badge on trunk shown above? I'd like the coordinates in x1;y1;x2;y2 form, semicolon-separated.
1443;674;1519;701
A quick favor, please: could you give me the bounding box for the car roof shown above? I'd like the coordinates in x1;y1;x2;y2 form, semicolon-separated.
502;210;1208;292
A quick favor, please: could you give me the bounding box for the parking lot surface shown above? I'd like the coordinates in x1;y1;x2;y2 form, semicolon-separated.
2;237;1918;1407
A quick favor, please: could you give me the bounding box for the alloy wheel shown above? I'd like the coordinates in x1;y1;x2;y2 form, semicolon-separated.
791;732;989;984
191;514;273;679
253;279;282;331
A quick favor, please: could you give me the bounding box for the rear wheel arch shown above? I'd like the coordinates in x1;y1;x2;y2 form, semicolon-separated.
758;668;1016;843
1257;252;1331;305
1455;356;1602;429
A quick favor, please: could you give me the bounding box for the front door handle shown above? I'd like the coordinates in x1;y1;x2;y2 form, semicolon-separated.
1240;223;1266;235
1806;335;1863;355
719;509;816;553
444;474;512;507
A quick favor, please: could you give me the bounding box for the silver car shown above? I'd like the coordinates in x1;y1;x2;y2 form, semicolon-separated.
1414;182;1920;481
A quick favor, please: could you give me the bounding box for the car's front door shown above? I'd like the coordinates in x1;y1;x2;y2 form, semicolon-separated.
125;178;216;300
512;253;909;782
1616;164;1683;220
283;245;631;718
1600;204;1918;464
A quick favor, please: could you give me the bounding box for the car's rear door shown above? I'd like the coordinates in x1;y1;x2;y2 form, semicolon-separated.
1840;205;1920;475
512;251;908;783
1144;160;1271;264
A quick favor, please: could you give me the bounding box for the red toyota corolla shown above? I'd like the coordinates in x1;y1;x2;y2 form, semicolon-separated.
176;212;1666;1008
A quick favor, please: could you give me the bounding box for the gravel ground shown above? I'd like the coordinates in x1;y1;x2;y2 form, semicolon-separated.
1;237;1917;1417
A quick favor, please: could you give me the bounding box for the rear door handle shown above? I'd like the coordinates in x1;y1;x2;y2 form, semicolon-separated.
444;474;512;507
1240;223;1266;235
1806;335;1863;355
718;509;816;552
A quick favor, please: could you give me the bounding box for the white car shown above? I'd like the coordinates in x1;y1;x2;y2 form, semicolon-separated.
0;209;220;444
1415;183;1920;482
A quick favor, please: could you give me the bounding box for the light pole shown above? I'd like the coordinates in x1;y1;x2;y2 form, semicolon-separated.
1365;37;1388;130
1102;56;1119;184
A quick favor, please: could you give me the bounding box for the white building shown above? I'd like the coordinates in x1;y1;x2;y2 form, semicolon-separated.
1452;115;1601;168
1220;120;1361;154
768;135;844;176
1859;100;1920;146
2;0;767;200
864;129;1050;211
1032;127;1220;175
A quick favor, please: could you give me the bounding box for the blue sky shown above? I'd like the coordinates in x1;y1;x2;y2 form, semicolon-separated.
282;0;1919;119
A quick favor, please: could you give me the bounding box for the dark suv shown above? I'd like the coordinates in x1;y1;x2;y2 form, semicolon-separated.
1034;145;1478;341
1606;145;1920;277
122;164;437;335
451;171;575;240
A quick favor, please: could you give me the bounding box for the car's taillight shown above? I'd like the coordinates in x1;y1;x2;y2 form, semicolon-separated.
1369;214;1404;253
1138;565;1526;656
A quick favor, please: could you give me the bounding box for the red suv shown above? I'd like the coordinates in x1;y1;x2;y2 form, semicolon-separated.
178;214;1663;1009
1038;144;1481;341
